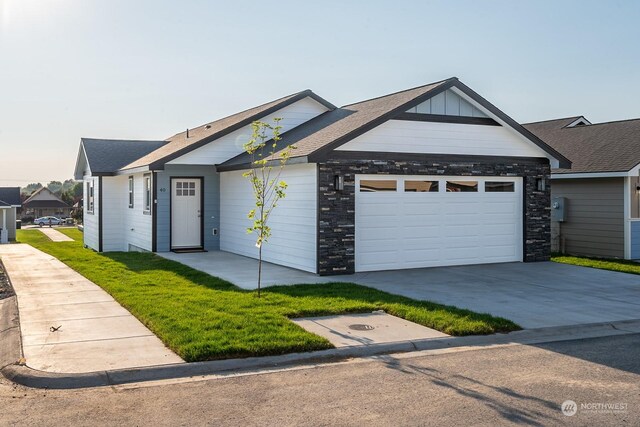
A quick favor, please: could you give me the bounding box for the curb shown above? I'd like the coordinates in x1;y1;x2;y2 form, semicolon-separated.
3;319;640;389
0;295;23;371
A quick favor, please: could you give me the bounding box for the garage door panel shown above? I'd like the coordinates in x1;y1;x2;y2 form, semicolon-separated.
440;224;481;237
355;175;523;272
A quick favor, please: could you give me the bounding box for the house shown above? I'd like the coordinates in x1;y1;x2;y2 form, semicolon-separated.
74;77;569;274
524;116;640;260
22;187;73;219
0;188;21;244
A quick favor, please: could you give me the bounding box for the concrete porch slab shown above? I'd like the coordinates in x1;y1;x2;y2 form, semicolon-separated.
291;312;449;347
158;250;335;290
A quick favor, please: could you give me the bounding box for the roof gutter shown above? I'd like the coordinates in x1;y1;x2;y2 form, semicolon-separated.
217;156;310;172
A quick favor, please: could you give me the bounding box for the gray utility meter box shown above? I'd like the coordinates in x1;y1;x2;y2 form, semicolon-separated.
551;197;566;222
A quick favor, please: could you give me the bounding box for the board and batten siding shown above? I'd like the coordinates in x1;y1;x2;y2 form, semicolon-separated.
551;178;625;258
167;97;330;166
82;176;99;251
631;221;640;259
220;163;318;273
335;120;551;159
155;164;220;252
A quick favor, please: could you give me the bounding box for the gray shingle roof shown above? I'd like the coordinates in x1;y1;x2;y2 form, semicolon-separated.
523;117;640;173
221;79;454;168
22;200;70;208
0;188;21;206
82;138;168;175
221;77;570;169
121;90;335;171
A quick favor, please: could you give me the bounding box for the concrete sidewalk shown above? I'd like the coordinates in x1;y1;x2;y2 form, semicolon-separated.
36;227;74;242
0;244;183;373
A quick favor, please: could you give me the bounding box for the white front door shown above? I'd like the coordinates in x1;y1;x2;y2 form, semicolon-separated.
355;175;523;272
171;178;202;249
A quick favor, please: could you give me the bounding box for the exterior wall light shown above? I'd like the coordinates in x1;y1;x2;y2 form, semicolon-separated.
334;175;344;191
536;178;546;191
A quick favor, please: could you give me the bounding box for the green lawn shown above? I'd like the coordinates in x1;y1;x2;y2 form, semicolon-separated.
552;254;640;275
15;228;519;362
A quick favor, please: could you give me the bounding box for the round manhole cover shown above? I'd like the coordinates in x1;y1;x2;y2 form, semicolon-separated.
349;324;375;331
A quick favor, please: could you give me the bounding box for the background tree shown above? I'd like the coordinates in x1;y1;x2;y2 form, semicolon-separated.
243;118;295;297
21;182;42;197
47;180;63;195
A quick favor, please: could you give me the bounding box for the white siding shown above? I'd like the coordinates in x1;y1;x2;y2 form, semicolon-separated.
101;177;125;251
101;174;153;252
336;119;551;158
83;176;99;251
168;97;329;166
220;163;317;272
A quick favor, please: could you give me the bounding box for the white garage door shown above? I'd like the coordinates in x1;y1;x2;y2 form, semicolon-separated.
355;175;523;272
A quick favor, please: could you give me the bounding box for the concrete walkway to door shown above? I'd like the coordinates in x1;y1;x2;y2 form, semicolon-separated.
0;244;183;373
36;227;74;242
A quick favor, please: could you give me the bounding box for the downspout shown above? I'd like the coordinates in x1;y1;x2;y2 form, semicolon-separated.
98;176;103;252
152;172;158;252
624;176;631;259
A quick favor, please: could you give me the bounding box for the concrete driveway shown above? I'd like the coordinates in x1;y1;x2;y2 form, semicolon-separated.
161;251;640;329
349;262;640;328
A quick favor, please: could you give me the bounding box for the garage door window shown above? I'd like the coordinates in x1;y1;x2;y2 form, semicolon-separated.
360;180;397;192
446;181;478;192
405;180;439;192
485;181;515;192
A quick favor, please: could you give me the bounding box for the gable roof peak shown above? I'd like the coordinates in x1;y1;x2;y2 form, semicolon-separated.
343;77;457;108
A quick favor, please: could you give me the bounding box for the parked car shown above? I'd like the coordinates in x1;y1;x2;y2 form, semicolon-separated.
34;216;62;227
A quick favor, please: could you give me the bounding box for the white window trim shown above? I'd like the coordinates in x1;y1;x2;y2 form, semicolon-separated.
86;180;94;214
143;174;152;214
128;176;134;209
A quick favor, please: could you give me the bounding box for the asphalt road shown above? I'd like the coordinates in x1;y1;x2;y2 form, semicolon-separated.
1;334;638;426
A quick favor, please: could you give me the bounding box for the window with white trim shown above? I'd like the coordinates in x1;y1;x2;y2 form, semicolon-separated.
86;180;94;214
143;174;152;214
128;176;134;208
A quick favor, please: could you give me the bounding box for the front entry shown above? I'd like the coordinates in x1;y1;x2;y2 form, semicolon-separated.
171;178;202;249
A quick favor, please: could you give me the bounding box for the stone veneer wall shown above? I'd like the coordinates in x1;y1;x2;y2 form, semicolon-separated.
317;156;551;276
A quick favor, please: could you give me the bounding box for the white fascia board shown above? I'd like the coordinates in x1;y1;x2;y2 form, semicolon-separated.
74;142;92;179
115;166;150;176
565;117;592;128
552;171;632;179
449;87;560;168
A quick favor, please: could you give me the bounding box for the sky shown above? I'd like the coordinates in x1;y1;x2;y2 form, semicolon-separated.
1;0;639;187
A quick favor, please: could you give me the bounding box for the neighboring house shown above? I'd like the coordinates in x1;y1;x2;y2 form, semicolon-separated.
22;187;73;219
0;187;21;244
525;116;640;260
74;77;569;275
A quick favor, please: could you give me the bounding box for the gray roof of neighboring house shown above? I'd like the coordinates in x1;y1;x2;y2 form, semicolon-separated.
120;90;336;171
82;138;168;175
0;187;21;206
22;200;71;208
523;117;640;173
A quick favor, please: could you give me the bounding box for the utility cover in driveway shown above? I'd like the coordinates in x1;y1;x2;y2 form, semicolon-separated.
292;312;448;347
